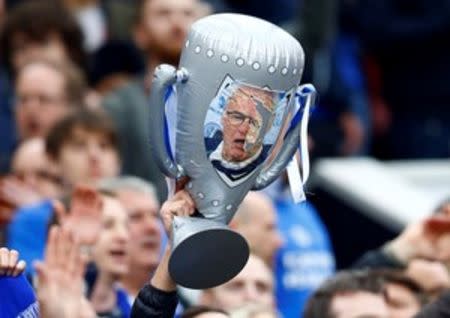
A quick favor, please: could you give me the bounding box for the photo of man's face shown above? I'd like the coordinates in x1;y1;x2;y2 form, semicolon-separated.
221;87;267;162
204;78;286;187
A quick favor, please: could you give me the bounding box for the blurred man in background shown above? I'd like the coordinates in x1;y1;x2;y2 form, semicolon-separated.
99;176;162;303
231;192;283;268
14;59;86;141
103;0;206;201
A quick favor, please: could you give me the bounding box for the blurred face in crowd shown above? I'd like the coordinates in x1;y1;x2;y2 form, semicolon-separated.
201;255;274;310
235;192;283;267
136;0;198;63
12;138;62;198
330;291;389;318
56;126;120;186
15;62;71;140
92;196;130;278
10;32;68;72
116;189;161;270
384;282;421;318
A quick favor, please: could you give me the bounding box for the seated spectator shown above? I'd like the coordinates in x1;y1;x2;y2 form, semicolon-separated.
231;191;283;268
14;59;87;141
304;270;389;318
98;176;162;303
199;254;275;311
7;110;121;275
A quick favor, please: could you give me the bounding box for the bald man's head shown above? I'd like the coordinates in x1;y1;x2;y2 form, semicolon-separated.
232;192;283;267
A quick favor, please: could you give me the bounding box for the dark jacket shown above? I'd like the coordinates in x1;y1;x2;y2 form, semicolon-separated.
131;284;178;318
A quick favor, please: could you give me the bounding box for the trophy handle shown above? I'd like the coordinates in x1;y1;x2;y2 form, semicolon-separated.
253;84;316;190
149;64;189;178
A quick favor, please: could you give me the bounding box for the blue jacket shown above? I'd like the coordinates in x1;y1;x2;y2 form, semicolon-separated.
274;200;335;318
7;200;54;276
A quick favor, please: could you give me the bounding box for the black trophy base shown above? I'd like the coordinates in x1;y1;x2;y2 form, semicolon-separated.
169;227;249;289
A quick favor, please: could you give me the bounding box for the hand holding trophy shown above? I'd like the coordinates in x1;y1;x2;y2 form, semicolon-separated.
148;13;316;289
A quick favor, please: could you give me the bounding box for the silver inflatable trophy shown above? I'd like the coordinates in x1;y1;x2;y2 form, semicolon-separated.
148;13;316;289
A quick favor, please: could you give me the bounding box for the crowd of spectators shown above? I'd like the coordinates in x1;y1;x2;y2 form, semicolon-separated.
0;0;449;317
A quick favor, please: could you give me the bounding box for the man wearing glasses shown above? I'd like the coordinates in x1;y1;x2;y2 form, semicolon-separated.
206;85;276;185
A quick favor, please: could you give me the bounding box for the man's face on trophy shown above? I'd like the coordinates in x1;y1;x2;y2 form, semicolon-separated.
221;87;272;162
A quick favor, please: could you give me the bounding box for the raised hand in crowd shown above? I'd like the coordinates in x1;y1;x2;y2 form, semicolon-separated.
153;187;196;290
54;185;103;247
35;226;96;318
0;247;26;276
160;186;196;240
385;215;450;264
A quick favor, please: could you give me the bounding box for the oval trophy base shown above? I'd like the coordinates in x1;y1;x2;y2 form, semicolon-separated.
169;225;249;289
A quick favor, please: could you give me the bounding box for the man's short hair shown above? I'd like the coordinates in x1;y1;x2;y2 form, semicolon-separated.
97;176;159;205
16;58;87;108
0;1;85;74
304;270;385;318
45;110;119;159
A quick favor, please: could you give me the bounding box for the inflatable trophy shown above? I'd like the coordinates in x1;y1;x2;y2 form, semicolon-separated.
149;13;316;289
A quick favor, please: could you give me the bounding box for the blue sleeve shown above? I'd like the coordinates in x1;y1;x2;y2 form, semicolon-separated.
0;274;39;317
6;201;53;276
